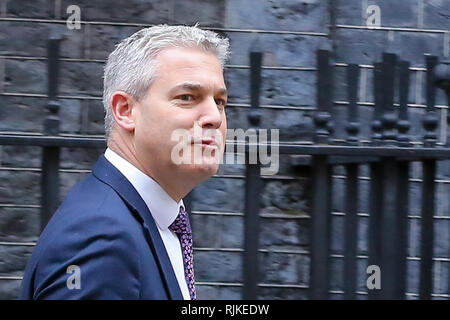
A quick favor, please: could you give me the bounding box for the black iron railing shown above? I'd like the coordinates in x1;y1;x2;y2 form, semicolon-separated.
1;36;449;300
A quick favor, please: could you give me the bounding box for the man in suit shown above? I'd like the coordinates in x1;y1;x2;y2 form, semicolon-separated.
19;24;230;299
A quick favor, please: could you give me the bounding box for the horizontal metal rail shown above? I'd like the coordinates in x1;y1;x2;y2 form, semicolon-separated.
1;134;450;158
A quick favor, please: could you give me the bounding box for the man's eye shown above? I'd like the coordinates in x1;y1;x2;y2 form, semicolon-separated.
178;94;194;101
215;98;227;107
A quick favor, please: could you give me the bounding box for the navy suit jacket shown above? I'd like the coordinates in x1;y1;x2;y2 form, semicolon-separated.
19;155;184;300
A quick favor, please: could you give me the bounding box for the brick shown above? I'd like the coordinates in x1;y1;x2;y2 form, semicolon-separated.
330;214;344;252
423;0;450;30
191;214;221;248
369;0;418;28
59;147;103;170
258;287;308;299
0;207;39;242
59;60;103;96
218;215;243;248
334;28;389;65
436;160;450;180
406;259;420;294
0;244;34;275
387;32;445;67
0;21;85;59
329;257;343;290
85;99;106;135
196;285;242;299
215;161;246;176
261;180;310;215
434;219;449;257
59;171;91;203
259;218;309;247
226;32;326;67
225;68;316;106
407;218;420;257
0;22;47;57
408;181;422;216
0;279;22;300
225;0;327;33
0;170;40;205
0;96;82;134
194;251;242;282
259;251;309;285
6;0;55;19
408;106;428;142
172;0;225;27
223;105;315;143
271;108;315;142
436;182;450;216
59;0;170;24
192;177;245;212
0;145;41;168
357;258;369;292
335;0;365;26
337;0;419;28
357;215;369;253
4;59;47;94
332;65;350;102
87;24;142;61
438;261;449;295
0;96;46;132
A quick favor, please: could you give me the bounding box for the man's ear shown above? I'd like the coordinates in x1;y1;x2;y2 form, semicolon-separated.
110;91;136;132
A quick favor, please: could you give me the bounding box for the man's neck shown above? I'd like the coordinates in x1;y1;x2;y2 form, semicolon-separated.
107;136;193;203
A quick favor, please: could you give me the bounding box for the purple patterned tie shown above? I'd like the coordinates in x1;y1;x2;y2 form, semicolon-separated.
169;206;196;300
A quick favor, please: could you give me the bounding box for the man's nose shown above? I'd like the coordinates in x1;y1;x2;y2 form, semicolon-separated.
198;97;223;129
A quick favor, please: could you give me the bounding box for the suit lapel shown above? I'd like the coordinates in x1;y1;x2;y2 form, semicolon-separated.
92;155;184;300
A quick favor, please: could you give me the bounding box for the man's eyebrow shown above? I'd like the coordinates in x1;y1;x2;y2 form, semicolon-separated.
169;82;228;96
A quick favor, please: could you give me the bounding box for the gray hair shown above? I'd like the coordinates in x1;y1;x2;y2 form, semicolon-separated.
102;24;230;138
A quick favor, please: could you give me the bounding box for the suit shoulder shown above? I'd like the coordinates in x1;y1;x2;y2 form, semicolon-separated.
20;178;143;299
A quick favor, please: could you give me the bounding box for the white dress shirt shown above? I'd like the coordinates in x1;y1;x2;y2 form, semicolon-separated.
104;148;191;300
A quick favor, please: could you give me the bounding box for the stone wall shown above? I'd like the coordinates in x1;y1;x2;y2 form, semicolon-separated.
0;0;449;299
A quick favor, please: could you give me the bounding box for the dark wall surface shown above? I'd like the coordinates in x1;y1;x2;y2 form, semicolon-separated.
0;0;449;299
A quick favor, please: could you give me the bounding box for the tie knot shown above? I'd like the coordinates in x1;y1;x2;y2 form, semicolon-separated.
169;206;192;235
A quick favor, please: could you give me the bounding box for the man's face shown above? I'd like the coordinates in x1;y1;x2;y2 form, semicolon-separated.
133;46;228;182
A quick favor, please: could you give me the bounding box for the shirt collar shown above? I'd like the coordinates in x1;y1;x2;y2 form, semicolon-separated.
104;148;183;230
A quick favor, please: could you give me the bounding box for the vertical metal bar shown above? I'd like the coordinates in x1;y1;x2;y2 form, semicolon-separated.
243;163;261;300
380;157;399;299
368;162;383;300
371;62;383;145
432;60;450;145
381;53;398;144
396;160;409;299
397;61;411;147
419;159;436;300
309;155;332;300
41;33;61;232
317;50;331;113
314;50;332;144
346;64;360;145
396;61;411;299
344;163;358;299
419;55;438;299
243;41;262;300
378;52;403;299
344;63;360;299
310;49;333;299
425;56;437;113
423;55;439;147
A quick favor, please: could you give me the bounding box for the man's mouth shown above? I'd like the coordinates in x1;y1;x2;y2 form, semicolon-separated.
192;138;219;148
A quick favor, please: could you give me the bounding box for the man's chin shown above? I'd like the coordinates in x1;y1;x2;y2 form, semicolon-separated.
181;159;220;179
